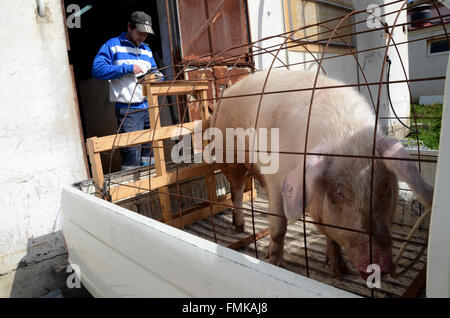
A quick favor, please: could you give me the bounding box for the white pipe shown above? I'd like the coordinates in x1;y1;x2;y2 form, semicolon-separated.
37;0;45;17
426;53;450;297
437;0;450;10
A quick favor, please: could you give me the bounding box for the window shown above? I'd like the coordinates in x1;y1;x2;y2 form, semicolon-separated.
428;38;450;56
283;0;356;54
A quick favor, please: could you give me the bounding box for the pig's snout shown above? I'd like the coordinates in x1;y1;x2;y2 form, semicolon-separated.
350;221;394;279
356;251;394;279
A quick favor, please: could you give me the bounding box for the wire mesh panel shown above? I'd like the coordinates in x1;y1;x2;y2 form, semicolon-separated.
83;0;446;298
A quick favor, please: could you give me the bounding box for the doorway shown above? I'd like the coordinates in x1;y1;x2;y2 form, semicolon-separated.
64;0;179;173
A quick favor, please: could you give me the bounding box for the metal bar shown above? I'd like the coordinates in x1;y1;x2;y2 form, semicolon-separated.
107;182;429;247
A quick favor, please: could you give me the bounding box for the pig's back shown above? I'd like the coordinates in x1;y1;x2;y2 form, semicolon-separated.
212;69;376;154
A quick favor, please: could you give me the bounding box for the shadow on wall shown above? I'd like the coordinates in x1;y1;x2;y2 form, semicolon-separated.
7;231;91;298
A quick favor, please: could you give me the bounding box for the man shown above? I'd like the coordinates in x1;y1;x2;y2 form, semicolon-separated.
92;11;160;170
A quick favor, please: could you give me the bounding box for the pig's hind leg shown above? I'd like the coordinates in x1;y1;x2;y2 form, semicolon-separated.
326;238;350;277
220;164;247;232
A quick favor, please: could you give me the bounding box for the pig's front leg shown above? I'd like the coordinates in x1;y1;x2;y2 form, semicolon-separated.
220;164;247;232
265;192;287;267
266;215;287;267
326;238;349;277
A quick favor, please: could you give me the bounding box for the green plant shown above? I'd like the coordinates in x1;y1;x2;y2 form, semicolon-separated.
407;103;443;150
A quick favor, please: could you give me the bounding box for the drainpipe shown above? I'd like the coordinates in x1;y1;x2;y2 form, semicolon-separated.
427;0;450;297
37;0;45;17
437;0;450;9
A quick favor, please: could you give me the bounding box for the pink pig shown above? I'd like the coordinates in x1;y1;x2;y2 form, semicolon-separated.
210;69;433;278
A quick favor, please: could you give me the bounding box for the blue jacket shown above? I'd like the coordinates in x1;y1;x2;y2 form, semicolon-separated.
92;32;157;107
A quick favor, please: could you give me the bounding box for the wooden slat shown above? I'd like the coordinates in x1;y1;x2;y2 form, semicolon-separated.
86;137;104;198
191;98;203;159
91;121;208;153
142;79;209;86
166;190;254;229
244;175;257;200
110;164;214;202
148;90;172;222
159;202;210;222
200;89;210;121
110;164;258;204
141;81;209;95
402;266;427;298
150;85;210;95
227;228;271;250
148;95;167;176
199;89;210;158
166;203;226;229
207;170;218;202
199;88;217;204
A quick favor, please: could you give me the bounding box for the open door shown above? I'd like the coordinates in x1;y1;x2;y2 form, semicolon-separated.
63;0;176;173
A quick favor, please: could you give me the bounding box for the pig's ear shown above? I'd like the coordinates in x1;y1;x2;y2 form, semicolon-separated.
376;136;434;209
281;151;329;223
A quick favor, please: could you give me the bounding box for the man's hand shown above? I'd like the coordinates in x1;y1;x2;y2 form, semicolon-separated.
133;64;144;75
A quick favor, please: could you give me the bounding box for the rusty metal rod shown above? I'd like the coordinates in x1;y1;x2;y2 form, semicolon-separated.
107;180;428;247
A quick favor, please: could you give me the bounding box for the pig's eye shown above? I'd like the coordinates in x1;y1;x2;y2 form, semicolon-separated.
385;187;392;196
331;187;353;206
336;189;346;199
381;182;392;196
336;189;348;201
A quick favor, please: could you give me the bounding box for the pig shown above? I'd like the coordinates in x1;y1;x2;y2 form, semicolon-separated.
209;69;434;278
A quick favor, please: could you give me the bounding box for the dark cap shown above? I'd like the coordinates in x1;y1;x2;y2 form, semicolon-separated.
128;11;154;34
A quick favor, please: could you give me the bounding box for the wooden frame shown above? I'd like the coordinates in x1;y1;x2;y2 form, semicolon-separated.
85;76;256;226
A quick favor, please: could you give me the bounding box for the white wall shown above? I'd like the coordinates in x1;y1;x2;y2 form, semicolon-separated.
246;0;357;84
419;0;450;298
354;0;410;138
409;25;450;102
246;0;410;137
283;0;358;84
247;0;289;70
427;25;450;301
0;0;87;295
